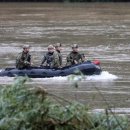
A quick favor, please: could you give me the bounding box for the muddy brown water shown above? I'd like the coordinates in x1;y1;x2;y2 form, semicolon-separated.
0;3;130;116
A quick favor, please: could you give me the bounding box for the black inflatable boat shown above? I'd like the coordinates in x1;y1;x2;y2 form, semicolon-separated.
0;61;101;78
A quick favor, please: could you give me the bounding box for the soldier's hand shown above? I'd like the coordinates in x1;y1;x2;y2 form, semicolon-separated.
31;62;34;65
74;60;78;64
46;64;50;66
59;66;62;68
24;61;30;65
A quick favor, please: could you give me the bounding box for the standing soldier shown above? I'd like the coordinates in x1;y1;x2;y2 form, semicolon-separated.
66;44;84;66
16;45;31;69
41;45;60;68
55;43;62;67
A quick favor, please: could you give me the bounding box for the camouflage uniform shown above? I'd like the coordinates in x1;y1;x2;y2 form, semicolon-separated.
66;51;83;66
41;51;60;68
55;43;62;67
56;50;62;67
16;51;31;69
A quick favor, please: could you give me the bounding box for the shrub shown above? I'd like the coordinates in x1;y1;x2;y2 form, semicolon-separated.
0;76;128;130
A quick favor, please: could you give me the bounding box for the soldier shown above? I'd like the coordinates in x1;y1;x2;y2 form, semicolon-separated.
66;44;84;66
41;45;60;68
16;45;31;69
55;43;62;67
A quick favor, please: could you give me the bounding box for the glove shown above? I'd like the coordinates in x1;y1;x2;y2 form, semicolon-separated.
24;61;30;65
74;60;78;64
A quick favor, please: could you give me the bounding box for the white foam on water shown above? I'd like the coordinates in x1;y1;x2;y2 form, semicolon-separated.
32;76;67;83
92;108;130;114
32;71;118;84
86;71;118;81
0;76;14;84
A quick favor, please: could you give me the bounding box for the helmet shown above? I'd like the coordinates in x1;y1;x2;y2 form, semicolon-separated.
55;43;62;47
72;44;78;48
23;45;30;49
48;45;54;49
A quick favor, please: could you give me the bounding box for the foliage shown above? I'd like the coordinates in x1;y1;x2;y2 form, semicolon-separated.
0;76;128;130
67;69;86;88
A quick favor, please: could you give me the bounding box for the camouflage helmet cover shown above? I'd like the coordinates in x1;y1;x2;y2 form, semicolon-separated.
55;43;62;47
48;44;54;49
72;44;78;48
23;45;30;49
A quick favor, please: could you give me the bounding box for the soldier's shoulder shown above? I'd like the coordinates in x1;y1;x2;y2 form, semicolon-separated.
66;52;72;58
16;52;22;59
53;51;59;57
44;52;49;56
28;52;31;56
54;51;58;55
78;52;83;58
43;52;49;58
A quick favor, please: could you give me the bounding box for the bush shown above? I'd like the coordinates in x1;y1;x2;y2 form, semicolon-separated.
0;76;128;130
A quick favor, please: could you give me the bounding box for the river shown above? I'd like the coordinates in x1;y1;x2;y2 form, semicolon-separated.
0;2;130;116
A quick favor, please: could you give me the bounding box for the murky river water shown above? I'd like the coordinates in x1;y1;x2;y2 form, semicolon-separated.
0;3;130;116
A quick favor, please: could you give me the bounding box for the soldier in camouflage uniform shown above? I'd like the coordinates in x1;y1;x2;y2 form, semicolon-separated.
16;45;31;69
66;44;84;66
41;45;60;68
55;43;62;67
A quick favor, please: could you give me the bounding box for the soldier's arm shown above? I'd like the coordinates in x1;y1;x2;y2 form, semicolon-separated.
28;54;31;63
29;55;33;65
24;54;31;65
71;53;81;64
66;53;74;66
67;53;73;63
41;55;46;65
52;52;60;67
80;53;85;62
16;53;24;63
59;54;62;66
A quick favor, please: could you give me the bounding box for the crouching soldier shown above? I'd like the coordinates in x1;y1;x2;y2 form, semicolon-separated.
66;44;84;66
16;45;31;69
40;45;60;68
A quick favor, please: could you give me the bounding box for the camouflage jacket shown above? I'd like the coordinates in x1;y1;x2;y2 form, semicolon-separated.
66;51;83;66
56;50;62;66
16;52;31;69
41;51;60;68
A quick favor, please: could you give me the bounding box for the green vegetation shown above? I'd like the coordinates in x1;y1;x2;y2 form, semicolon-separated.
0;76;129;130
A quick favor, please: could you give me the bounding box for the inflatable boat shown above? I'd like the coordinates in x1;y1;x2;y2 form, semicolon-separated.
0;61;101;78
